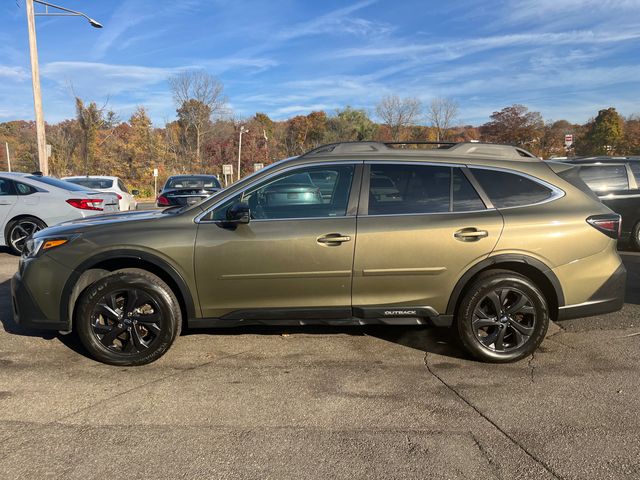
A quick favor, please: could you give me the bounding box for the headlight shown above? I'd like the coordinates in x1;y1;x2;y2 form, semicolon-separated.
22;237;44;258
22;236;73;258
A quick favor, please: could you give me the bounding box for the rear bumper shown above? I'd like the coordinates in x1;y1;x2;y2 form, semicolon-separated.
557;264;626;320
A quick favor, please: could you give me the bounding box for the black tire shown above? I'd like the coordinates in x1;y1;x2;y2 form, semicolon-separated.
630;222;640;251
75;268;182;366
6;216;46;255
455;269;549;363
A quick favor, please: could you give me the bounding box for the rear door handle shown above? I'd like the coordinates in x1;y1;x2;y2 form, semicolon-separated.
454;228;489;242
317;233;352;245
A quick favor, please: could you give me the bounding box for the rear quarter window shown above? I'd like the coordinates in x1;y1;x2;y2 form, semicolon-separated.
578;165;629;192
471;169;555;208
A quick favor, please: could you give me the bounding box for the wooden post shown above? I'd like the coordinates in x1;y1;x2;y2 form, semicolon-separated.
25;0;48;176
4;142;10;172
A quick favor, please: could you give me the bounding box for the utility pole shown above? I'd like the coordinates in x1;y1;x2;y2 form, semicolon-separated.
26;0;48;176
4;142;11;172
24;0;103;177
237;125;248;181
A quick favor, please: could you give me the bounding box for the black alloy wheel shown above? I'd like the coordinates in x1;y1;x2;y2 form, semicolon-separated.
456;270;549;363
472;287;536;352
7;217;46;255
90;288;163;354
76;269;181;366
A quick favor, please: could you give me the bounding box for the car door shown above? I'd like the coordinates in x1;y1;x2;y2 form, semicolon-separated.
0;177;18;228
352;163;503;316
194;162;362;319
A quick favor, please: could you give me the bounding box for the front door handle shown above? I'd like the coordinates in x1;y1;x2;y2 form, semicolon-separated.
317;233;352;246
454;228;489;242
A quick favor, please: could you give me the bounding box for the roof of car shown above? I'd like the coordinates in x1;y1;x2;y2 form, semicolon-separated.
562;156;640;164
0;172;31;177
63;175;120;180
168;174;219;178
298;141;540;162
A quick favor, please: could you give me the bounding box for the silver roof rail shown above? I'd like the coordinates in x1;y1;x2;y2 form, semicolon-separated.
302;141;539;160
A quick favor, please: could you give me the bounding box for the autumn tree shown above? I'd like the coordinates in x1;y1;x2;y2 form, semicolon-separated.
479;104;544;149
575;107;624;155
427;97;459;141
536;120;579;159
126;107;155;180
75;97;106;175
326;107;377;142
375;95;422;141
621;116;640;155
47;119;80;175
169;71;227;171
0;121;38;172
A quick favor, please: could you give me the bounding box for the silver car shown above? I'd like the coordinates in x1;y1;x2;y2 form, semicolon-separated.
0;173;119;254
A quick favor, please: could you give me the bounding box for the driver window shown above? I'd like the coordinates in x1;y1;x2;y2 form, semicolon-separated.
208;165;355;221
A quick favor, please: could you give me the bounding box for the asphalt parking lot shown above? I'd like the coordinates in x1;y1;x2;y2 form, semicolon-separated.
0;251;639;479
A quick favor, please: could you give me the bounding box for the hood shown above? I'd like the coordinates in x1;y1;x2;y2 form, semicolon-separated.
33;209;180;239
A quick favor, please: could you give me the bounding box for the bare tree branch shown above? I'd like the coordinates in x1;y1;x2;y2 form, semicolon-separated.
375;95;422;141
427;97;459;141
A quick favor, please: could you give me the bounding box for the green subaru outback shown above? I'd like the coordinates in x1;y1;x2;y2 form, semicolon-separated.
12;142;626;365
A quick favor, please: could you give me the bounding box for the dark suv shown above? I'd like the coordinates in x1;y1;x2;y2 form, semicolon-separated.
12;142;625;366
562;156;640;248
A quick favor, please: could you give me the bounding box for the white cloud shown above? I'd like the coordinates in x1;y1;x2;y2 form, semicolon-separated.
0;65;29;81
336;30;640;59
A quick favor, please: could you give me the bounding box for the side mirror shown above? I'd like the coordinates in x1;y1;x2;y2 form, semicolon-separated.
131;189;140;196
226;202;250;224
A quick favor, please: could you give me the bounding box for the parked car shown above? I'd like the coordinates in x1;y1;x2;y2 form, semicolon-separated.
0;172;119;254
63;176;139;211
561;156;640;249
157;174;221;207
13;142;625;366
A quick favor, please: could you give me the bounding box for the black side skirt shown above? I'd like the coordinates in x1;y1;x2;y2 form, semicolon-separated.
189;306;453;329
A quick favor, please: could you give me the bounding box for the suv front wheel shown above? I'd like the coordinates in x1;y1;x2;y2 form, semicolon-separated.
75;269;182;366
456;270;549;363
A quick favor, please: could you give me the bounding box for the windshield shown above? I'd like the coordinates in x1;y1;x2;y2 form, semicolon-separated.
27;176;92;192
166;176;221;189
66;178;114;189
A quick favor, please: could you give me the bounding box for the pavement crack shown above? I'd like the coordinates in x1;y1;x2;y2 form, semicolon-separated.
471;433;502;480
527;352;536;384
424;351;565;480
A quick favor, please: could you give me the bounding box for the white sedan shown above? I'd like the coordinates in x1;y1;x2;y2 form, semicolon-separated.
63;175;139;211
0;173;119;254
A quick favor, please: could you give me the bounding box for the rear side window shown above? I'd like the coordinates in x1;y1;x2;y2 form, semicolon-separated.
578;165;629;192
472;169;554;208
368;164;451;215
367;164;486;215
15;182;37;195
27;176;89;192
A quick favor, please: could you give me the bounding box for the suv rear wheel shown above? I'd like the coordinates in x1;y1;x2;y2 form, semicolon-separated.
75;269;181;366
456;270;549;363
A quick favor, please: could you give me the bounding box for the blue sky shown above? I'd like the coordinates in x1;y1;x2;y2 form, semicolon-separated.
1;0;639;126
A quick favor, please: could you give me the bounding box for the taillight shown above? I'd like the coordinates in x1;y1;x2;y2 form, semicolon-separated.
587;214;621;239
116;194;122;200
157;194;170;206
66;198;104;211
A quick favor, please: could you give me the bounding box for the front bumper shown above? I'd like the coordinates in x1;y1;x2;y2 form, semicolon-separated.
12;271;67;330
557;264;626;320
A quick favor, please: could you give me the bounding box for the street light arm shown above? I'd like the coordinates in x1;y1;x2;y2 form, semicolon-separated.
33;0;103;27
